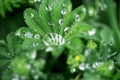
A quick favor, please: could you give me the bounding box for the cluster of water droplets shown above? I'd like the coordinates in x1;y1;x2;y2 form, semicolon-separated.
43;33;65;46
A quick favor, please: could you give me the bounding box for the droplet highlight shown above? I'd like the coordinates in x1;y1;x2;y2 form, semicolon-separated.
24;32;33;38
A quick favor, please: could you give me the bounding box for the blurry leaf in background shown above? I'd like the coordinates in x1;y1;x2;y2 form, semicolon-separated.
0;0;28;17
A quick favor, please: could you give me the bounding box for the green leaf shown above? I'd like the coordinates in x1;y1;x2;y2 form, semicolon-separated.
24;8;47;36
7;33;21;56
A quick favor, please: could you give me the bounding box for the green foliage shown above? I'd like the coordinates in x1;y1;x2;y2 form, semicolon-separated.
0;0;120;80
0;0;27;17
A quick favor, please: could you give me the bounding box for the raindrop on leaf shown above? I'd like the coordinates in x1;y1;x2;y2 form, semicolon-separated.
24;32;33;38
79;63;85;70
61;9;67;15
43;33;65;46
75;15;80;22
30;13;34;18
34;34;40;39
58;19;63;26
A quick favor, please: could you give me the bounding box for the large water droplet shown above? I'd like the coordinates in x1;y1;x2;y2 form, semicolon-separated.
61;9;67;15
30;13;34;18
24;32;33;38
75;15;80;22
46;5;52;11
58;19;63;26
34;34;40;39
43;33;65;46
79;63;85;70
88;28;96;36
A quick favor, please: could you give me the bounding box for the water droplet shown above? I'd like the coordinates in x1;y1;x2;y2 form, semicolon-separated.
48;21;54;26
88;9;94;16
34;0;41;2
88;28;96;36
30;13;34;18
85;63;91;69
43;33;65;46
64;27;69;32
27;64;31;69
46;5;52;11
82;7;86;12
75;15;80;22
24;32;33;38
30;51;36;59
34;75;39;80
34;34;40;39
16;30;21;36
33;42;39;47
79;63;85;70
62;3;66;7
71;68;76;73
61;9;67;15
58;19;63;26
45;46;53;52
108;65;113;70
12;74;19;80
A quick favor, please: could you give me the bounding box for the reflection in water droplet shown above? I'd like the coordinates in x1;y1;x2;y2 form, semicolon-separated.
58;19;63;26
79;63;85;70
30;13;34;18
75;15;80;22
88;29;96;36
34;34;40;39
24;32;33;38
61;9;67;15
43;33;65;46
46;5;52;11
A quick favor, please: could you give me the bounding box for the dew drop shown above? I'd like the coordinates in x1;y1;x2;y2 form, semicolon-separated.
34;0;41;3
30;13;34;18
61;9;67;15
88;28;96;36
48;21;54;26
75;15;80;22
71;68;76;73
82;7;86;12
79;63;85;70
45;5;52;11
15;30;21;36
45;46;53;52
58;19;63;26
43;33;65;46
85;63;91;69
34;34;40;39
24;32;33;38
62;3;66;7
33;42;39;47
64;27;69;32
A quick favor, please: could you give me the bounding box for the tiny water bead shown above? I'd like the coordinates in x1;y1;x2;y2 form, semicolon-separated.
32;42;39;47
79;63;85;70
64;27;69;32
43;33;65;46
34;34;40;39
75;15;80;22
62;3;66;7
45;46;53;52
30;13;34;18
58;19;63;26
34;0;41;3
45;5;52;11
88;28;96;36
61;9;67;15
24;32;33;38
